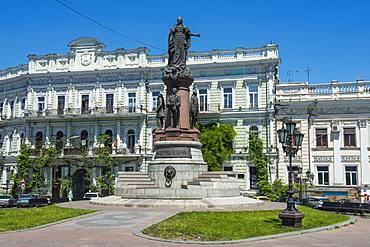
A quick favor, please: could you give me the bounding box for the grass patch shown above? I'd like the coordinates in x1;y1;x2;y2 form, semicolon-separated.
0;205;95;232
143;206;349;241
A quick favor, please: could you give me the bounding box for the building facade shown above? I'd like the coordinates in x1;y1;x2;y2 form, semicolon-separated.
276;80;370;199
0;37;279;198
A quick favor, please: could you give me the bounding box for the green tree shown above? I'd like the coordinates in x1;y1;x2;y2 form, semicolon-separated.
94;134;114;196
59;176;72;199
34;146;59;193
11;144;34;196
11;144;59;196
199;123;236;171
249;133;270;195
249;133;288;202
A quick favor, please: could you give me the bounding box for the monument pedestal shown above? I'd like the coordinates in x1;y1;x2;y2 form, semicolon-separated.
154;128;200;142
115;140;240;199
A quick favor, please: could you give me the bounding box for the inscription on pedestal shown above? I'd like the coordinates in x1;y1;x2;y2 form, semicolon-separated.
155;147;192;159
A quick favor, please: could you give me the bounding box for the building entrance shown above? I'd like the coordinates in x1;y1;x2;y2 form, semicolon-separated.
72;169;89;200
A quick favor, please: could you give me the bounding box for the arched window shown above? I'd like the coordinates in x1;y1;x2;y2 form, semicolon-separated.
127;130;135;153
105;129;113;138
56;131;64;150
20;133;25;145
35;131;44;149
80;130;88;147
9;134;13;152
104;129;113;150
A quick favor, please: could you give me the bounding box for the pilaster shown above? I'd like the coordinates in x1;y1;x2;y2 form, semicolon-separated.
359;120;369;185
332;121;343;185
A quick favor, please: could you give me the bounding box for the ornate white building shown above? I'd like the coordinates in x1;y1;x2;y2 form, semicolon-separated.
0;37;279;199
276;80;370;199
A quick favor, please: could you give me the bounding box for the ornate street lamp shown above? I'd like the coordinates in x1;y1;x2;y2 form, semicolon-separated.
277;118;305;228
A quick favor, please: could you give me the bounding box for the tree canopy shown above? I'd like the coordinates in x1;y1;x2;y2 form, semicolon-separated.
199;123;236;171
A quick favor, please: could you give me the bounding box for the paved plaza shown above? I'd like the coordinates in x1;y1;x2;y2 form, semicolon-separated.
0;201;369;247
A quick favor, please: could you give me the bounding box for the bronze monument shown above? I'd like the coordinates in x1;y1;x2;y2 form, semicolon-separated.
155;17;201;141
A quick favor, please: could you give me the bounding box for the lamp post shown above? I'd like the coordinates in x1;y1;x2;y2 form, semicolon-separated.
277;118;305;227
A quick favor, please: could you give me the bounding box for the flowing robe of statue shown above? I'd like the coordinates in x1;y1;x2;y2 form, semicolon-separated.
166;17;200;78
168;24;191;71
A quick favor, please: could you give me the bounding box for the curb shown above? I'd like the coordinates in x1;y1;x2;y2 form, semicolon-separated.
0;208;100;234
133;215;356;245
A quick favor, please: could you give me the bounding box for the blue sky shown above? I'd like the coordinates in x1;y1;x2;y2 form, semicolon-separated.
1;0;370;83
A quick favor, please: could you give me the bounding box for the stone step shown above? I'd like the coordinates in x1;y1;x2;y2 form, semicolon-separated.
117;172;150;176
197;174;229;179
118;174;151;179
117;177;152;182
124;184;160;189
192;177;232;182
202;171;235;176
122;181;156;185
187;181;213;186
117;172;149;176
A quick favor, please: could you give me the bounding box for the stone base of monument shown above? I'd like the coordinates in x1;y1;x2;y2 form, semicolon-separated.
90;195;262;209
113;140;241;202
153;128;200;142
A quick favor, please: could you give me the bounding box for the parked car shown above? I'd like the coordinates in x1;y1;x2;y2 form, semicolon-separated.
337;198;360;204
16;194;49;208
307;196;329;209
0;195;17;208
322;198;369;215
83;192;100;200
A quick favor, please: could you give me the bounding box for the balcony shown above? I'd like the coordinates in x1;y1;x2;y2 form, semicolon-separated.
277;80;370;101
63;147;88;156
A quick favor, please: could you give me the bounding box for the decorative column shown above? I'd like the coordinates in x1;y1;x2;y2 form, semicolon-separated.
359;120;369;185
94;122;99;148
92;167;97;186
116;121;121;148
332;121;344;185
45;122;51;147
66;122;71;147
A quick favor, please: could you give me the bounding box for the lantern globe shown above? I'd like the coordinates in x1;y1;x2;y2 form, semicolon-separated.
286;122;296;135
277;128;288;144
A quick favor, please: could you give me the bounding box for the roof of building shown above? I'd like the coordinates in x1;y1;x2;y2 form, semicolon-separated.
68;37;106;50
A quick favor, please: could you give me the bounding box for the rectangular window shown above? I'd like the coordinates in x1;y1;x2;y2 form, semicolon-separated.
199;89;208;112
316;128;328;148
10;101;14;117
223;166;233;171
343;127;356;147
317;166;329;185
57;96;65;115
152;91;160;111
345;166;357;186
81;95;89;114
223;87;232;109
128;92;136;113
21;98;26;109
106;94;114;113
248;84;258;108
38;97;45;112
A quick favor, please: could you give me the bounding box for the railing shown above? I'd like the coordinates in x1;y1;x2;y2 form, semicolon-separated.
19;45;278;76
277;80;370;100
0;64;28;80
64;147;88;156
20;106;146;119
